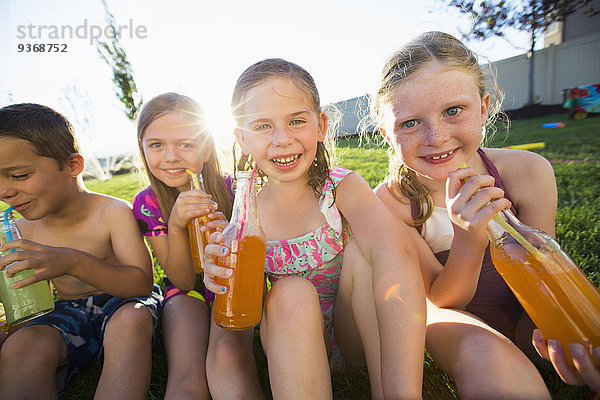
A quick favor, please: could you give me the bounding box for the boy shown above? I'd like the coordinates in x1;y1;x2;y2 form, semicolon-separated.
0;103;162;399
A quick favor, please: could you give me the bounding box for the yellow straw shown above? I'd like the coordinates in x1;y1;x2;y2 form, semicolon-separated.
491;214;546;259
458;163;547;261
185;169;200;190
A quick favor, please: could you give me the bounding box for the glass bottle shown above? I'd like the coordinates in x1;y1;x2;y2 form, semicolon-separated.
0;208;54;326
487;209;600;365
213;171;266;330
187;173;213;273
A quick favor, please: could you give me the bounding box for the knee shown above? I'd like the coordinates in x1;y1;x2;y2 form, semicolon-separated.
265;276;320;321
105;302;153;338
452;329;546;397
454;328;511;368
209;333;253;373
1;326;63;365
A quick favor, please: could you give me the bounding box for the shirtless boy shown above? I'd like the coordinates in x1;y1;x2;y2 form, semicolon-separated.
0;103;162;399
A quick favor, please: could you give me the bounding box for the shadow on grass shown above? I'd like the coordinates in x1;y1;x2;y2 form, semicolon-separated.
60;334;597;400
61;330;460;399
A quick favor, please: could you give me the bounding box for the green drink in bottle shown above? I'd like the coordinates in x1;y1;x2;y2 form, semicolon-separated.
0;207;54;326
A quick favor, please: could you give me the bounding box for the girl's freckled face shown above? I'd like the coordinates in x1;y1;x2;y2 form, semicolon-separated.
384;62;489;182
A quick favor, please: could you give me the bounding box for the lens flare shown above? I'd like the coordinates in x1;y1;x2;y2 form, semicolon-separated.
384;283;405;303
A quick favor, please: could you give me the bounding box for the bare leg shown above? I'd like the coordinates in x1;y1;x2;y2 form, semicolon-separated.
261;276;332;400
95;302;153;400
426;302;550;400
206;309;263;400
162;294;211;400
334;239;383;399
0;324;67;400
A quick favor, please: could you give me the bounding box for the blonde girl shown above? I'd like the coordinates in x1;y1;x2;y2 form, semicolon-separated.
204;58;426;399
372;31;553;398
134;93;262;399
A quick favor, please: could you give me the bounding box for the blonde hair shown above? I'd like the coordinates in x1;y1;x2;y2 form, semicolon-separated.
231;58;337;198
372;31;503;226
137;92;233;222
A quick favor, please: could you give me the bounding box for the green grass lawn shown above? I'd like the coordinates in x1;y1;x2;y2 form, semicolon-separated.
57;113;598;399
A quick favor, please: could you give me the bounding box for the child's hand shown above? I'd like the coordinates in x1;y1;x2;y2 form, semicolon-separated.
0;239;73;288
533;329;600;391
204;211;229;233
446;167;511;235
203;231;233;294
170;189;218;231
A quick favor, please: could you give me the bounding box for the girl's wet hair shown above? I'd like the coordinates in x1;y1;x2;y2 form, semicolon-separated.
231;58;335;198
137;92;232;222
372;31;503;226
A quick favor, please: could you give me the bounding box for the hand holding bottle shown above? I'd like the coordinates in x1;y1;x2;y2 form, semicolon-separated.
0;208;54;325
208;171;266;330
455;163;600;366
533;329;600;391
0;238;76;286
180;171;232;274
169;189;219;232
203;230;234;294
487;203;600;368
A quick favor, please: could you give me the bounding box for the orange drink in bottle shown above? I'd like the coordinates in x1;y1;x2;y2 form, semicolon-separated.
487;210;600;365
214;235;266;329
188;216;213;274
185;171;215;273
213;171;266;330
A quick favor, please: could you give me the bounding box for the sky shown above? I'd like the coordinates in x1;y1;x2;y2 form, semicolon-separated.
0;0;537;163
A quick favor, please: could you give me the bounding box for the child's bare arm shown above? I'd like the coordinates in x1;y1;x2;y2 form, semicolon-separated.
423;167;510;307
0;201;153;298
430;151;557;308
336;172;426;398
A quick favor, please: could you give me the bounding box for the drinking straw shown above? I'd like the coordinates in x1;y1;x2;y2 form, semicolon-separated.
458;164;546;260
2;206;15;242
186;169;200;190
491;213;546;260
236;165;257;242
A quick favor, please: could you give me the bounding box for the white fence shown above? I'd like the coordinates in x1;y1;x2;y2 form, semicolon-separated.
487;32;600;109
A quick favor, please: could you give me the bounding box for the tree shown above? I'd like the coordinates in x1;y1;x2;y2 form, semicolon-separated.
60;85;129;180
95;0;142;120
448;0;597;105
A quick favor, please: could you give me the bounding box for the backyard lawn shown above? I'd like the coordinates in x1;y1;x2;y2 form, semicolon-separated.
46;113;600;399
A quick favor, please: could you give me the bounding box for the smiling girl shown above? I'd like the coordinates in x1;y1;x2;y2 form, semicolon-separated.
134;93;263;399
203;59;426;399
372;31;553;398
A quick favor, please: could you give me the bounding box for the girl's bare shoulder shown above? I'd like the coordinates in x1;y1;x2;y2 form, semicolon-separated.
482;147;555;207
483;147;553;181
374;180;413;225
